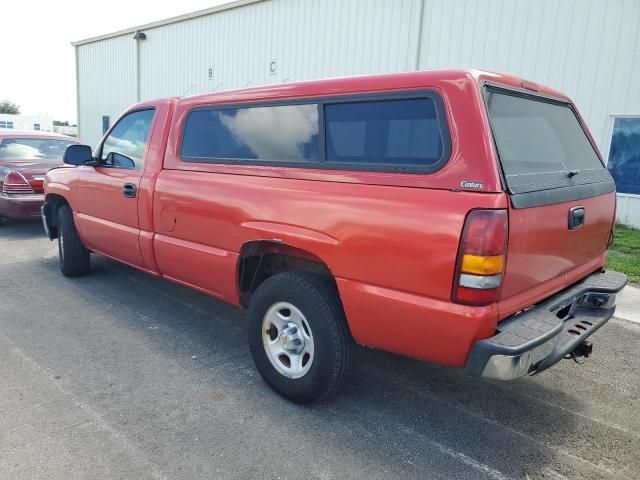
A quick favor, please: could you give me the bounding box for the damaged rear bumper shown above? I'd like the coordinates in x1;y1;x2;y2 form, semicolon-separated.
465;270;628;380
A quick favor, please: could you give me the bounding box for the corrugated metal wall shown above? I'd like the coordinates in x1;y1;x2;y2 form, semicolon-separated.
76;36;137;146
137;0;423;102
76;0;640;158
418;0;640;161
76;0;424;145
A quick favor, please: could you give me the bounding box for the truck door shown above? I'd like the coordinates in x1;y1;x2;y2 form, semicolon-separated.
76;108;156;268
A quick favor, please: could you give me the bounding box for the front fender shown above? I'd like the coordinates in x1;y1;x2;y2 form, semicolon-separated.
44;166;79;210
42;166;80;239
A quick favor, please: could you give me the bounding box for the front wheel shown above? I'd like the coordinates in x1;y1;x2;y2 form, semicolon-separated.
247;272;354;404
57;205;90;277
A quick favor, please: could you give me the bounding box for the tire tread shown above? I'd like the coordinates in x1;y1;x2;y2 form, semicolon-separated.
58;205;90;277
291;272;354;402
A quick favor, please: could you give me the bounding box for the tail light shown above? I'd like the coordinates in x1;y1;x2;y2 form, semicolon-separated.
2;171;34;194
28;176;45;193
453;209;508;306
608;197;617;248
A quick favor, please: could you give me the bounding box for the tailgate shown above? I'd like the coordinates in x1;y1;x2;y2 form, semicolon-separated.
484;85;616;308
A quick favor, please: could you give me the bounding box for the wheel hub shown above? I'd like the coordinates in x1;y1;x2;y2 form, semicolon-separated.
279;322;305;354
262;302;315;379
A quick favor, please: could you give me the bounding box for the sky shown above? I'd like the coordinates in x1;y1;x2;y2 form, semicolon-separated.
0;0;229;123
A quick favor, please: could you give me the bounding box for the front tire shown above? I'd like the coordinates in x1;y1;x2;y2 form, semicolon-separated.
247;272;354;404
57;205;90;277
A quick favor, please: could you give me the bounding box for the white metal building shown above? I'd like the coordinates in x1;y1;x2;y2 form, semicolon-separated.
0;114;54;132
52;125;78;137
73;0;640;226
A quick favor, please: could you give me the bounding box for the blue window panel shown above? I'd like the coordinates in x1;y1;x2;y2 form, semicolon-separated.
608;117;640;195
102;115;110;135
325;98;444;166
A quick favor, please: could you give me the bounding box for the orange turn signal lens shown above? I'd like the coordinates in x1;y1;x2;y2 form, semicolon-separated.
460;254;504;276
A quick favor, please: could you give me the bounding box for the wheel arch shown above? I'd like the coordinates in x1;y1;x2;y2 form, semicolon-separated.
42;193;71;239
236;240;335;307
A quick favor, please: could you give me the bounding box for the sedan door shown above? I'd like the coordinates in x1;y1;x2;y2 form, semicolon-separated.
76;109;155;268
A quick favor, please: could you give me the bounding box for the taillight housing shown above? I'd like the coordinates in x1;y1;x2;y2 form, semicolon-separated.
453;209;508;306
28;177;45;193
608;197;617;248
2;171;34;195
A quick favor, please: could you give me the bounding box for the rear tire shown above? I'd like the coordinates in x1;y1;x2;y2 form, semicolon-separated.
57;205;90;277
247;272;354;404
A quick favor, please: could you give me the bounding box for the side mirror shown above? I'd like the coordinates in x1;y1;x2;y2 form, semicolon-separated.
63;144;93;165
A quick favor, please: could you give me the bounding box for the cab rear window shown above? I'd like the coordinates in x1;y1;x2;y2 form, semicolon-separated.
485;87;607;194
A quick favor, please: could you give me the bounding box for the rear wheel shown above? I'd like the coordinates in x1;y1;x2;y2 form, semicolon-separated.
57;205;90;277
247;272;354;404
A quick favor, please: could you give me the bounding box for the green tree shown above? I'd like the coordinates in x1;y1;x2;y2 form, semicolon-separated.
0;100;21;114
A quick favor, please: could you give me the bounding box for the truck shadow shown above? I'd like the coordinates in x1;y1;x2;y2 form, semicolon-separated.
0;219;45;240
29;250;639;480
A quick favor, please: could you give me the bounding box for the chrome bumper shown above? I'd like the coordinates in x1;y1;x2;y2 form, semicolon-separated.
0;193;45;219
465;270;628;381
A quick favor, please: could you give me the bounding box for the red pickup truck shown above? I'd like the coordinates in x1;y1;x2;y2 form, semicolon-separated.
42;70;626;403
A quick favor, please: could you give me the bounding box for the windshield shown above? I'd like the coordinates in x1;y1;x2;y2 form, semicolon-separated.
485;88;606;194
0;138;75;161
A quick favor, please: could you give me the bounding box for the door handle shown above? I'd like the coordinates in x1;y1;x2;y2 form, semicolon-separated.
122;183;137;198
568;206;585;230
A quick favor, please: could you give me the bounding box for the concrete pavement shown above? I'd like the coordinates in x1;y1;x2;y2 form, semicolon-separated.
1;220;639;480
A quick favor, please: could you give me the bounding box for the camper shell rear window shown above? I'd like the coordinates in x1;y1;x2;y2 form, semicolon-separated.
484;85;614;197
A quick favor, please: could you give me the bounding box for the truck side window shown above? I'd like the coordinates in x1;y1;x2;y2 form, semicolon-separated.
181;104;319;163
101;109;155;169
324;98;445;167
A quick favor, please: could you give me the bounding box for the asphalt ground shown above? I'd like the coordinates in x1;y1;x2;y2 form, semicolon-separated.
1;219;639;480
